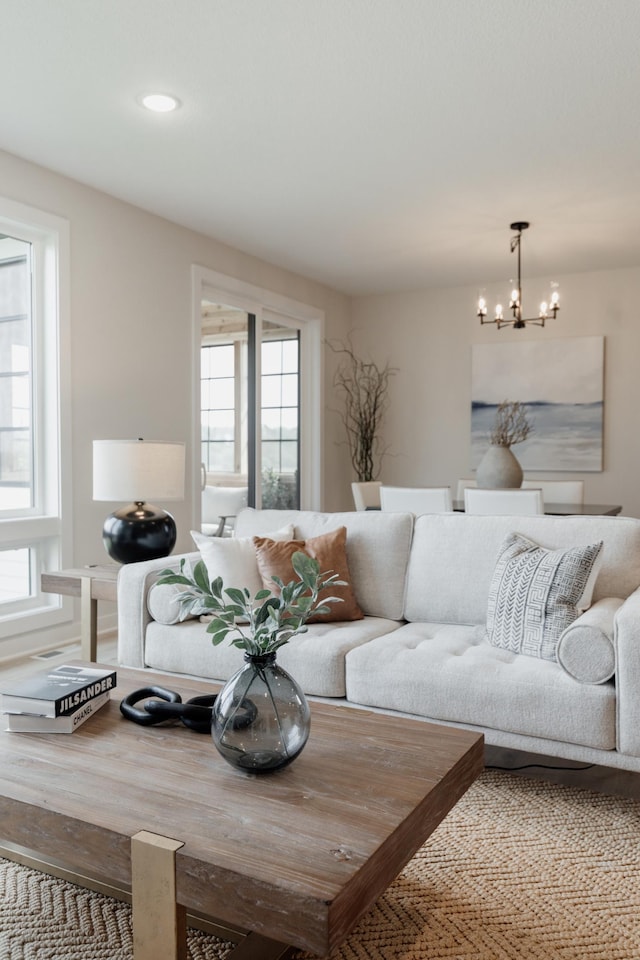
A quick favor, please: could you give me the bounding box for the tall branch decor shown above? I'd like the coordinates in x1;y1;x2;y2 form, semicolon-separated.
327;338;396;482
489;400;533;448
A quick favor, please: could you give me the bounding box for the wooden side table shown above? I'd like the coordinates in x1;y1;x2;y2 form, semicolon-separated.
41;564;119;662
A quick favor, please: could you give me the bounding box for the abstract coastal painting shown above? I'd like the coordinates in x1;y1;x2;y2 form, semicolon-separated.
471;336;604;471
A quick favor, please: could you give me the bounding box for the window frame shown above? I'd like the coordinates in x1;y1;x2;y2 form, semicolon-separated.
0;197;72;642
200;340;242;475
260;328;300;480
201;328;301;484
191;266;323;527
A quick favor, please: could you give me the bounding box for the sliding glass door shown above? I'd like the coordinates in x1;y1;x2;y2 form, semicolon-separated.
199;301;301;524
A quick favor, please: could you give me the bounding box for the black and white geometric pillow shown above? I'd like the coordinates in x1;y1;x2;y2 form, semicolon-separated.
485;532;604;661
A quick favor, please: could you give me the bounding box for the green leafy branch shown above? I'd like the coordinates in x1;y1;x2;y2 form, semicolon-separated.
156;551;345;657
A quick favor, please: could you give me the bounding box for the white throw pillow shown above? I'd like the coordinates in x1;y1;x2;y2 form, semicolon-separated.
485;532;604;661
191;524;295;599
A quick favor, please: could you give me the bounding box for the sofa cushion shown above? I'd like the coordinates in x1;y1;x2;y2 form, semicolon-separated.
144;615;403;697
557;597;622;684
345;622;616;750
235;508;413;620
253;526;364;622
485;532;603;661
404;513;640;624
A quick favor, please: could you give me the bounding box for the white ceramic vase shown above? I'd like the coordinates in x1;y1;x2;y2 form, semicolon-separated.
476;444;523;489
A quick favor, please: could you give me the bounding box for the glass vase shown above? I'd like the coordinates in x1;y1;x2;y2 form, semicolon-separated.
212;652;310;773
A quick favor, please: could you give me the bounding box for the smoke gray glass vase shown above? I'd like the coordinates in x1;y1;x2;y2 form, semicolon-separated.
212;652;310;772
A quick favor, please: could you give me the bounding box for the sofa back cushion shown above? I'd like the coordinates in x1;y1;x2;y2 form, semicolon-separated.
235;508;414;620
404;513;640;624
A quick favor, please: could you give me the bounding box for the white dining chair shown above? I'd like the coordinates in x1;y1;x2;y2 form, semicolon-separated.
351;481;382;511
464;487;544;515
521;480;584;504
380;485;453;514
201;484;249;536
456;478;477;500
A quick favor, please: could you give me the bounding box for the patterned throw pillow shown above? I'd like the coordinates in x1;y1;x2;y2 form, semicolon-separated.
485;532;603;661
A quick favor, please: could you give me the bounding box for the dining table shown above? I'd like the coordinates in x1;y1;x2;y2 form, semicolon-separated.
451;501;622;516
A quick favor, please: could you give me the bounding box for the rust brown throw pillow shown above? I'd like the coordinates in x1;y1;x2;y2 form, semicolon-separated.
253;526;364;622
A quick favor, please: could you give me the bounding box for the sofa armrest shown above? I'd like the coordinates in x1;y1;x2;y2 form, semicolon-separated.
117;552;200;667
614;586;640;756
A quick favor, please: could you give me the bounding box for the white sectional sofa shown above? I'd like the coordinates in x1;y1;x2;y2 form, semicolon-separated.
117;508;640;773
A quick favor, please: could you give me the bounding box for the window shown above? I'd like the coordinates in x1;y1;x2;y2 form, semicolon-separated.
261;332;299;509
193;266;323;517
201;343;237;473
0;199;70;640
200;329;300;507
0;243;32;507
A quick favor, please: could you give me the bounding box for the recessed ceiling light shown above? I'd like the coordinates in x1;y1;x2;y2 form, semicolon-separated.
140;93;181;113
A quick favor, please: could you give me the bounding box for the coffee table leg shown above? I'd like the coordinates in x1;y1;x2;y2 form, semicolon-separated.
80;576;98;662
131;832;296;960
131;831;186;960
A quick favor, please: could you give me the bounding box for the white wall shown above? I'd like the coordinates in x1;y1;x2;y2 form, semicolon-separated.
350;265;640;518
0;148;352;656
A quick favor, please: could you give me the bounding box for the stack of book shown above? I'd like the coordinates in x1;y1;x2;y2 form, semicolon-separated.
1;663;117;733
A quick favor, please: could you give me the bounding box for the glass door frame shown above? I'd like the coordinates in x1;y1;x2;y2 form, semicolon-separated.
191;266;324;530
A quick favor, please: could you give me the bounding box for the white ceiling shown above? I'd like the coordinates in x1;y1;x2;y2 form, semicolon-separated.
2;0;640;295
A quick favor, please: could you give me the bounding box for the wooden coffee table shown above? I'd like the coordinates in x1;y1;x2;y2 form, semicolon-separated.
0;664;483;959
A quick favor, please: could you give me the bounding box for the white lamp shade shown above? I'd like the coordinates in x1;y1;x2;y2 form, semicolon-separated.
93;439;185;503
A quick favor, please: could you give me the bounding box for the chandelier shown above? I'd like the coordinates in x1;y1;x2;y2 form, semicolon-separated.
477;221;560;329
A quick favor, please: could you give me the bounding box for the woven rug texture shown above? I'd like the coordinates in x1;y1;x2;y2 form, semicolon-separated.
1;770;639;960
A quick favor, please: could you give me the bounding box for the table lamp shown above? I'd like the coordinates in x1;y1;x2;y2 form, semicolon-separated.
93;438;185;564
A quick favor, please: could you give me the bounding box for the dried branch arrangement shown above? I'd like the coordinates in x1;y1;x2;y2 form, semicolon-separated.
490;400;533;447
327;338;396;482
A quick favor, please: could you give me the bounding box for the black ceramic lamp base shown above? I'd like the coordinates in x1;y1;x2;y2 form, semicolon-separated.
102;501;176;564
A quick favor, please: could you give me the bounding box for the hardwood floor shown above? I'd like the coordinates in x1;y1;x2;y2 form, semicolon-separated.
3;631;640;800
0;633;119;682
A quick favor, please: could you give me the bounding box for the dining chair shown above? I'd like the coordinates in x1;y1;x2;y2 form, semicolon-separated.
456;478;477;500
521;479;584;504
351;481;382;511
380;485;453;514
201;484;249;536
464;487;544;515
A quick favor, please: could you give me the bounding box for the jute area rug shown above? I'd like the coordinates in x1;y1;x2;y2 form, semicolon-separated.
1;770;639;960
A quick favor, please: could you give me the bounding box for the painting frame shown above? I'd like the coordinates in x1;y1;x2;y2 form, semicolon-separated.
471;336;604;472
